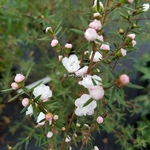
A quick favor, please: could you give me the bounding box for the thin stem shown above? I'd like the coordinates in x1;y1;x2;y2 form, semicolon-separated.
60;109;75;150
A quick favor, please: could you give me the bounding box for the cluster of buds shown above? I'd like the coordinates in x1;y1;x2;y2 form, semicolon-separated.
11;73;25;90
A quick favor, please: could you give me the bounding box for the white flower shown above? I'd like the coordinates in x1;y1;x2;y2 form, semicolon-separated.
128;0;134;4
84;28;98;41
36;112;45;125
89;19;102;31
78;74;102;88
33;84;52;102
47;131;53;138
127;33;136;40
89;51;102;62
62;54;80;73
26;104;33;116
132;40;136;47
143;3;149;12
65;135;71;142
75;66;88;77
93;12;101;18
120;48;127;57
75;94;97;116
95;35;104;45
94;146;99;150
100;44;110;51
88;86;105;100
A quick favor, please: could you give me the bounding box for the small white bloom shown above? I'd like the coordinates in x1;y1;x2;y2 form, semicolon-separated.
26;104;33;116
88;86;105;100
75;66;88;77
36;112;45;125
53;115;59;121
65;43;72;49
47;131;53;138
45;27;52;33
65;135;71;142
62;54;80;73
75;94;97;116
143;3;149;12
78;74;102;88
93;12;101;18
33;84;52;102
128;0;134;4
96;116;103;124
58;55;63;61
95;35;104;45
120;48;127;57
89;19;102;31
127;33;136;40
132;40;136;47
84;28;98;41
94;146;99;150
89;51;102;62
100;44;110;51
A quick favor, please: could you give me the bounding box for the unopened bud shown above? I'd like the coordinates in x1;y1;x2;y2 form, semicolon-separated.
62;127;66;131
119;29;124;34
45;113;53;121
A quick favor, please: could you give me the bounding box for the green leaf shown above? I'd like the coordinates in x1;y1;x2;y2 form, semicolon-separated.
55;26;63;35
70;28;84;35
25;67;32;80
79;16;88;28
78;43;89;52
88;42;93;53
20;106;28;113
83;98;94;107
126;83;144;89
1;88;13;92
100;63;115;79
8;91;23;102
58;28;67;39
54;20;62;33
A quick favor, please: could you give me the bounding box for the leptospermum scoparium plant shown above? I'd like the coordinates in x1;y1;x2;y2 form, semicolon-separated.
3;0;150;150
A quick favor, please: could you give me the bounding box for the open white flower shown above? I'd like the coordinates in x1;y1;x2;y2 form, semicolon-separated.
89;51;102;62
75;66;88;77
88;86;104;100
36;112;45;125
78;74;102;88
75;94;97;116
62;54;80;73
143;3;150;12
26;104;33;116
33;84;52;102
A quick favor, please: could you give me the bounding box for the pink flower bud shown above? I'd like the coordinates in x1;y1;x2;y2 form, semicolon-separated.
11;82;18;90
120;48;127;57
100;44;110;51
53;115;59;121
51;39;59;47
96;116;103;124
22;98;29;107
58;55;63;61
84;28;98;41
127;33;136;40
14;74;25;83
45;113;53;121
94;146;99;150
47;131;53;138
128;0;134;4
120;74;130;86
88;86;104;100
132;40;136;47
65;43;72;49
89;19;102;31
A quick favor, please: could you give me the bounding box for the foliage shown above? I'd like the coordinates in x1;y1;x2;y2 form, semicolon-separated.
1;0;150;150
